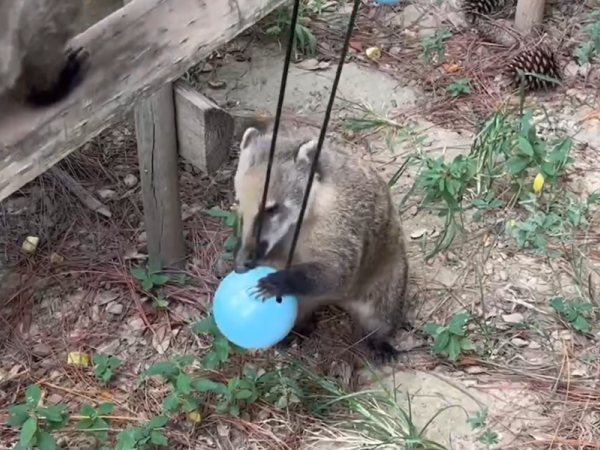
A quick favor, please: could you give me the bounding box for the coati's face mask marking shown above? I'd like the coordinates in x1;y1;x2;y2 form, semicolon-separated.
233;127;320;273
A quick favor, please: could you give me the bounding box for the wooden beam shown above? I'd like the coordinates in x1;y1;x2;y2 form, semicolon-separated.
134;84;186;267
0;0;287;202
173;80;234;174
514;0;546;35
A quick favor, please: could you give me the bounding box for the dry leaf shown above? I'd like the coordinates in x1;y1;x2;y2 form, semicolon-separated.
296;58;331;71
188;411;202;423
349;40;363;52
67;352;90;367
22;236;39;255
443;63;461;73
366;47;381;61
152;323;171;354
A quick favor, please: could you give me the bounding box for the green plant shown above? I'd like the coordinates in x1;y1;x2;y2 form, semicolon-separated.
423;313;475;362
115;416;168;450
76;403;114;443
209;207;242;261
574;12;600;65
131;261;170;291
467;408;489;430
93;354;122;385
422;28;452;64
471;192;504;222
144;355;201;413
265;3;319;56
152;294;169;309
7;385;70;450
192;314;246;369
550;297;594;333
447;78;471;97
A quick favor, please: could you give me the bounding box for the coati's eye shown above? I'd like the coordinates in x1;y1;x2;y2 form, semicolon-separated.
264;203;279;214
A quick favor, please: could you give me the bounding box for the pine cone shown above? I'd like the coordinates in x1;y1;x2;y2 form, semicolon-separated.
508;46;562;91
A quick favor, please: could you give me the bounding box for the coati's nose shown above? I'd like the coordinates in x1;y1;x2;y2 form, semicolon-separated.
234;259;256;274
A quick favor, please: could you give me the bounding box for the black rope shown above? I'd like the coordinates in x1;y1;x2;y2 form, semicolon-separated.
285;0;362;269
254;0;303;256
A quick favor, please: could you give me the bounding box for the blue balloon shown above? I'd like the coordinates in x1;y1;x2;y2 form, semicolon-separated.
213;266;298;349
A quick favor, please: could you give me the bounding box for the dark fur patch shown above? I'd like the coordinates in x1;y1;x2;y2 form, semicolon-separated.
256;269;312;298
25;47;86;107
365;338;399;366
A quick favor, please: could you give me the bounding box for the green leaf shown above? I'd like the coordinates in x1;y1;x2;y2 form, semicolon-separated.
26;385;42;407
223;237;238;252
152;274;170;286
228;404;240;417
460;338;476;351
573;315;590;333
97;402;114;416
150;431;169;446
506;156;530;176
146;361;177;377
193;379;226;394
148;415;169;429
423;323;443;336
75;418;94;430
163;394;180;412
176;373;192;395
433;329;451;354
234;389;254;400
192;316;219;335
7;409;31;427
228;377;240;392
79;403;96;418
131;268;147;280
20;416;38;446
208;207;232;218
517;136;534;156
550;297;566;313
176;355;196;367
37;432;56;450
142;278;154;290
201;352;221;370
448;313;470;335
447;336;462;361
214;335;231;361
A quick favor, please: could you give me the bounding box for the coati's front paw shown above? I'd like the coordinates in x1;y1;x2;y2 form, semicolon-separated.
254;269;307;300
26;46;89;106
366;339;399;366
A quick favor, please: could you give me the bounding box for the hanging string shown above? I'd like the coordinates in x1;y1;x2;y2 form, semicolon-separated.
285;0;362;269
254;0;303;257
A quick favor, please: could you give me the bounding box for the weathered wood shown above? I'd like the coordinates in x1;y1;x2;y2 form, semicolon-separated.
134;84;186;268
514;0;546;34
0;0;287;202
173;80;234;173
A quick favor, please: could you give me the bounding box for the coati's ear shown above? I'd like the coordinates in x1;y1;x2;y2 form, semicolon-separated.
240;127;261;153
295;139;318;165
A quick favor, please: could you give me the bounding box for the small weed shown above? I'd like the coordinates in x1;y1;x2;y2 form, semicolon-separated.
131;261;170;291
7;385;70;450
550;297;594;333
265;2;321;56
574;12;600;65
76;403;114;443
479;431;500;446
447;78;472;97
209;207;241;261
144;355;201;413
115;416;169;450
423;313;475;362
152;294;169;309
422;28;452;64
192;314;245;369
93;354;122;385
467;408;489;430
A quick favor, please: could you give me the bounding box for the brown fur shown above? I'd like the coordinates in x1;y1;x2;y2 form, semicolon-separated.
0;0;85;106
233;125;409;365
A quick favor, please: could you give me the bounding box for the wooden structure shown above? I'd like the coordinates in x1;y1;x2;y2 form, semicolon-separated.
514;0;546;34
0;0;286;267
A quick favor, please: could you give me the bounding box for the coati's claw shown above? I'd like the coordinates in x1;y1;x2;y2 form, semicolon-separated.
255;270;304;299
26;46;88;106
366;339;399;366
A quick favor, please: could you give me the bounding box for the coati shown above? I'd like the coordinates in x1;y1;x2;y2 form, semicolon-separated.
233;126;409;364
0;0;86;107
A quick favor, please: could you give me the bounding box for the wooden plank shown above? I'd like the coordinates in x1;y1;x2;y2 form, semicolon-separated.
0;0;287;202
173;80;234;173
514;0;546;34
134;84;186;267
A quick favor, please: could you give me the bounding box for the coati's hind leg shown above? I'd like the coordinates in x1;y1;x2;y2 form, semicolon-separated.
347;301;400;366
24;47;88;107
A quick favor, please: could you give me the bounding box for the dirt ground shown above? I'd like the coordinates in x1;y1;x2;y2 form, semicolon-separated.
1;0;600;449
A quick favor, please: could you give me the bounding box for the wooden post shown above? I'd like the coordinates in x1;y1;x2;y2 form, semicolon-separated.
134;85;186;268
514;0;546;34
